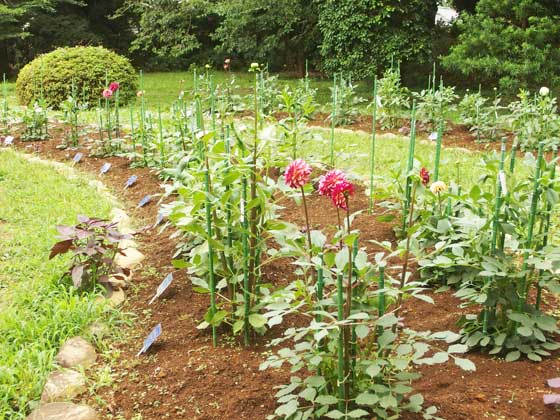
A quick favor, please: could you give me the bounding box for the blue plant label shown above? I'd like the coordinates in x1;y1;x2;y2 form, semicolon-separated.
73;153;83;163
429;132;438;141
4;136;13;145
155;212;164;226
138;195;151;207
125;175;138;188
100;162;111;174
149;273;173;305
136;323;162;356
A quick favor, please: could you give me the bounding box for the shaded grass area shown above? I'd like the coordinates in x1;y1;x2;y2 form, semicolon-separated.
0;150;118;419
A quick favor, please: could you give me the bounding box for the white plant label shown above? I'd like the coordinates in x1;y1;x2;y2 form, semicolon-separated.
499;170;508;194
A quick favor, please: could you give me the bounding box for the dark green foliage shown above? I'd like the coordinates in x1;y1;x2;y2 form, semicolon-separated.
318;0;438;79
16;46;138;108
213;0;320;73
124;0;219;67
442;0;560;91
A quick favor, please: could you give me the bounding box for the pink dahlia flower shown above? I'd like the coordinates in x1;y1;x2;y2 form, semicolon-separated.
102;89;113;98
318;169;346;197
284;159;312;189
330;179;355;210
109;82;120;92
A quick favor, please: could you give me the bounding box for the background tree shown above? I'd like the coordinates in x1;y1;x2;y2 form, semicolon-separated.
213;0;320;74
318;0;438;79
121;0;218;69
0;0;133;76
442;0;560;91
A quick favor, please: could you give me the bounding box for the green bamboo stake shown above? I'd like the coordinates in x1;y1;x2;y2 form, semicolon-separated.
204;169;218;346
378;267;385;316
316;252;324;322
210;75;216;132
2;73;7;125
402;102;417;232
139;71;147;165
241;176;250;346
482;139;507;334
536;146;557;310
330;73;337;166
129;105;136;161
336;271;345;411
158;106;165;167
115;89;120;142
434;119;444;181
368;78;378;214
520;142;545;306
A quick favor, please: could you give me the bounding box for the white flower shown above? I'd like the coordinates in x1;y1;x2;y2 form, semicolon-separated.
540;86;550;96
430;181;448;194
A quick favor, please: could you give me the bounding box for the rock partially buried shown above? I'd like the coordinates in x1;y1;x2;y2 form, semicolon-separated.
26;402;98;420
115;247;144;270
55;337;96;369
41;370;86;403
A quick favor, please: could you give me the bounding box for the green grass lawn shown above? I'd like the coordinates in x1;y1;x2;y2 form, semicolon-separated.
302;127;531;191
0;150;119;419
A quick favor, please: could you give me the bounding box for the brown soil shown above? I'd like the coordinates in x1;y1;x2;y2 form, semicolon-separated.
7;125;560;420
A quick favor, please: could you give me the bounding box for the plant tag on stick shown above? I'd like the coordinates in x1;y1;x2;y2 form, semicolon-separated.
137;323;162;356
4;136;13;145
124;175;137;189
499;170;507;194
240;197;245;223
548;378;560;388
100;162;111;175
429;132;438;141
544;394;560;405
138;195;151;208
149;273;173;305
73;152;83;163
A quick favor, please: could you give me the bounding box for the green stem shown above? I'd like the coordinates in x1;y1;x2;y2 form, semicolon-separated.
336;271;345;411
204;169;217;347
434;119;444;181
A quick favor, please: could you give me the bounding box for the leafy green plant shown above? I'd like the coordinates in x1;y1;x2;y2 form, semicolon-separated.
413;83;457;129
16;46;137;108
21;100;49;141
49;216;132;291
509;88;560;151
376;68;410;130
328;76;365;126
417;150;560;360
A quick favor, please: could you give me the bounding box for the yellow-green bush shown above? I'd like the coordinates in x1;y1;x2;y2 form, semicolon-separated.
16;46;138;108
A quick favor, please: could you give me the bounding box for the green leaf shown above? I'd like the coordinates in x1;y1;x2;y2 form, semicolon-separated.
355;392;379;406
275;399;298;417
355;324;370;339
454;357;476;371
505;350;521;362
347;409;369;418
448;344;469;354
248;313;267;329
325;409;345;419
316;395;338;405
299;387;317;402
517;326;533;337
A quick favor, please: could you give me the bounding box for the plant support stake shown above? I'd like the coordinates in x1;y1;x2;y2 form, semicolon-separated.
204;169;218;347
368;77;378;214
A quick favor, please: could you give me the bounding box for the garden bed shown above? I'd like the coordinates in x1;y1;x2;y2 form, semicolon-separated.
8;125;560;420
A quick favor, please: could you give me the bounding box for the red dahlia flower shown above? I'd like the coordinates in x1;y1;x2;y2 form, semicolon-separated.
284;159;312;189
420;167;430;186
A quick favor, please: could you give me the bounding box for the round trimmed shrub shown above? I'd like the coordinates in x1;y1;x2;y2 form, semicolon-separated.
16;46;138;108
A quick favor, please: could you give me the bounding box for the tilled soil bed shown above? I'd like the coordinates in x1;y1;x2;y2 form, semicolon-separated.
7;125;560;420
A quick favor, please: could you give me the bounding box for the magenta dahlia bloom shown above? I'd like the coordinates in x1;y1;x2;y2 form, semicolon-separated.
420;167;430;186
330;179;355;210
318;169;346;197
102;89;113;98
109;82;120;92
284;159;312;189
